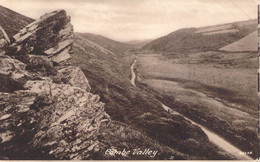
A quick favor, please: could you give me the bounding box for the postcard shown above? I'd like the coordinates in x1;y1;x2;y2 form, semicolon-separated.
0;0;258;160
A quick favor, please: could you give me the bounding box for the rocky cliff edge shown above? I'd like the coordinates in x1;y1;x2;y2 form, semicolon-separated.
0;10;110;160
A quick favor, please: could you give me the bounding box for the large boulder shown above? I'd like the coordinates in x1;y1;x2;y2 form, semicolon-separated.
11;10;74;64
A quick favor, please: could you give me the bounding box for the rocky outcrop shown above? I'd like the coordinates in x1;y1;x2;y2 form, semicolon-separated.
11;10;73;64
0;10;110;160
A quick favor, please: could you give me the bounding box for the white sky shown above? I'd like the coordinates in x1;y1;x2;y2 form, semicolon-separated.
1;0;258;41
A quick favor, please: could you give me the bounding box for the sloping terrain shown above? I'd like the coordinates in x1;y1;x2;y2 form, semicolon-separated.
0;5;34;38
78;32;134;54
135;19;258;159
220;31;257;52
125;39;152;49
141;19;257;53
70;33;235;160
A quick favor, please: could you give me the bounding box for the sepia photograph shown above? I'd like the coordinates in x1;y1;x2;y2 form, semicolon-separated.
0;0;258;160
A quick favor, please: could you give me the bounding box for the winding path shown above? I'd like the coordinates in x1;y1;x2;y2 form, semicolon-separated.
130;59;137;86
130;59;253;160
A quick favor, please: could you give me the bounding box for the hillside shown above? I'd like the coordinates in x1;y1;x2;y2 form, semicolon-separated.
78;32;134;54
71;32;234;160
125;39;152;49
220;31;257;52
141;19;257;53
0;6;233;160
0;5;34;38
135;18;258;159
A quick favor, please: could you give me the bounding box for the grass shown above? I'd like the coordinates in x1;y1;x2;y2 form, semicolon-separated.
140;78;258;159
136;53;258;159
141;19;256;53
138;54;257;104
0;5;34;37
0;74;26;92
90;120;188;160
146;76;257;115
70;34;234;160
220;31;257;52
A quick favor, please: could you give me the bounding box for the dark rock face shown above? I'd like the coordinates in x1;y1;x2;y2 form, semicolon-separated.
0;10;110;160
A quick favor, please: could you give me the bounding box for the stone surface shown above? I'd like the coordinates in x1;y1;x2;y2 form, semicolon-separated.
24;80;110;159
0;55;30;80
58;66;91;92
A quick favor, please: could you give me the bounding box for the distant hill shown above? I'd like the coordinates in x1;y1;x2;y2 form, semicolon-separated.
75;33;116;56
0;5;34;37
141;19;257;53
220;31;257;52
125;39;152;48
78;32;134;54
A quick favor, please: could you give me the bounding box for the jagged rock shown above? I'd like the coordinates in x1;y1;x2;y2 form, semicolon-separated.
0;91;37;146
0;10;110;160
0;79;110;159
51;47;71;63
24;80;110;159
11;10;74;64
58;66;91;92
0;55;30;80
0;26;10;49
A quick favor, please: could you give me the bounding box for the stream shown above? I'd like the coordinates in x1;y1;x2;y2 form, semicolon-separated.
130;59;253;160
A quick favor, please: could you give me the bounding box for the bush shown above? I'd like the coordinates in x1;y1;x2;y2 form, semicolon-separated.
25;56;57;76
0;74;26;92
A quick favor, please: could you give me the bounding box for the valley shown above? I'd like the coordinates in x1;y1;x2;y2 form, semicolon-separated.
130;50;258;159
0;4;258;160
125;19;258;160
130;57;253;160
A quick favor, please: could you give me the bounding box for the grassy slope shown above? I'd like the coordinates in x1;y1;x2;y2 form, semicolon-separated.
71;33;234;160
142;77;258;159
78;32;134;54
125;39;152;49
141;19;257;53
220;31;257;52
0;5;34;37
